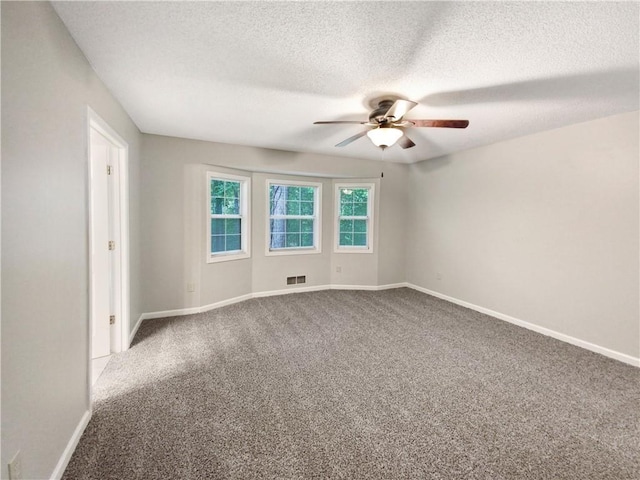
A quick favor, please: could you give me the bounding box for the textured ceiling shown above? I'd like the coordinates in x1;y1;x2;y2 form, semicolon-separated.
53;1;639;164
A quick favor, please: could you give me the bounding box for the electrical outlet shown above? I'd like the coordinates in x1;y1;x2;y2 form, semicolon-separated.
436;272;442;280
336;266;342;273
8;451;22;480
187;283;195;293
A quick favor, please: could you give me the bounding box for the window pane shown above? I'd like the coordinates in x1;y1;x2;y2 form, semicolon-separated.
271;219;286;233
340;203;353;216
211;219;225;235
339;232;353;246
286;201;300;215
300;202;315;216
301;233;313;247
270;185;287;215
224;181;240;198
286;219;301;233
301;219;314;233
223;198;239;215
212;180;225;197
353;219;367;233
353;202;368;216
353;188;368;203
270;220;287;233
226;234;241;251
271;233;285;249
211;235;225;253
300;201;314;216
354;233;367;246
340;219;353;233
286;186;300;200
212;197;224;214
301;187;314;201
340;189;353;203
286;233;300;248
225;218;241;235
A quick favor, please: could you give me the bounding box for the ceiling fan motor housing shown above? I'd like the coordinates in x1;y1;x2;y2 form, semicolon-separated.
370;99;397;124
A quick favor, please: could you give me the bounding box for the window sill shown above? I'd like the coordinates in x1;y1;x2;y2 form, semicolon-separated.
207;251;250;263
265;247;322;257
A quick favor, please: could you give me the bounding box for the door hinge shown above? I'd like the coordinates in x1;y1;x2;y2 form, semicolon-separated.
109;315;115;325
107;165;112;175
108;240;116;250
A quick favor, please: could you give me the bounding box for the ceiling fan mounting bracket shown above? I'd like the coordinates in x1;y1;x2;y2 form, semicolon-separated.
365;94;403;109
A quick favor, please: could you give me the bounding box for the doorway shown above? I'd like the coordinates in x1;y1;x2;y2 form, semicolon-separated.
87;108;130;392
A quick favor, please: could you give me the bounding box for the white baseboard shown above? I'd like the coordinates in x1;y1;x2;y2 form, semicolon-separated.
406;283;640;368
50;410;91;479
129;314;145;346
200;293;254;313
253;283;407;296
331;282;408;291
138;283;406;324
140;305;201;321
253;285;328;298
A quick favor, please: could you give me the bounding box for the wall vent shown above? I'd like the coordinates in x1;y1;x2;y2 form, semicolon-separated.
287;276;306;285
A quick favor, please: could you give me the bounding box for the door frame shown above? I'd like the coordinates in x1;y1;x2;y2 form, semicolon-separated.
86;107;130;399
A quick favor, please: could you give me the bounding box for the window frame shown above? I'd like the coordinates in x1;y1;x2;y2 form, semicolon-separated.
334;182;375;254
265;179;322;256
206;171;251;263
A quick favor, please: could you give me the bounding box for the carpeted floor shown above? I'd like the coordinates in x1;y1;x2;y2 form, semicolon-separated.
63;288;640;479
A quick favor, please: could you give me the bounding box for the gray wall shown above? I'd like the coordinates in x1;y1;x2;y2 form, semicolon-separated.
1;2;142;478
406;111;640;358
2;2;637;479
250;173;334;295
141;134;408;313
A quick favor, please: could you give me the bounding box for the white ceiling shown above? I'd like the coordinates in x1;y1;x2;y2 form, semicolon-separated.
53;1;639;164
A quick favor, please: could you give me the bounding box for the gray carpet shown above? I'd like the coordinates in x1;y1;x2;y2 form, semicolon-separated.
63;288;639;479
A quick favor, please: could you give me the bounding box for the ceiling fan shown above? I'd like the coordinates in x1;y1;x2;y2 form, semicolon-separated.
313;98;469;149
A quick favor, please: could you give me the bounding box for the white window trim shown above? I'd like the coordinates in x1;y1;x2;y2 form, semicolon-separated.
265;178;322;256
206;171;251;263
334;182;375;254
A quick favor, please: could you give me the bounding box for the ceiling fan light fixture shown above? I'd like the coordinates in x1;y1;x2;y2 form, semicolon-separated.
366;127;403;148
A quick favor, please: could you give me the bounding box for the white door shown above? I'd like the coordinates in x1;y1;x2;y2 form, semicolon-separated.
90;128;115;359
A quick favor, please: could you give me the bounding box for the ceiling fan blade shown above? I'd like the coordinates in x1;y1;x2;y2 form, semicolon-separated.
398;134;416;149
410;119;469;128
335;130;367;147
383;99;418;121
313;121;366;125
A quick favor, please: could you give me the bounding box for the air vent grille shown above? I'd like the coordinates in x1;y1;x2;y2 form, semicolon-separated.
287;276;306;285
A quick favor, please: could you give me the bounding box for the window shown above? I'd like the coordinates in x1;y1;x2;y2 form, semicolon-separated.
335;183;374;253
207;172;250;262
267;180;322;255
